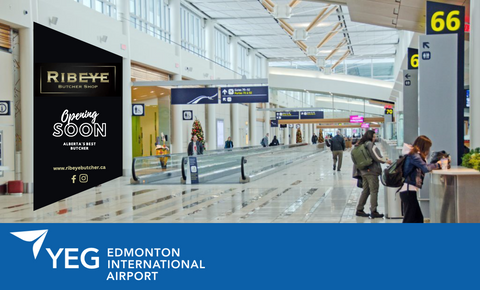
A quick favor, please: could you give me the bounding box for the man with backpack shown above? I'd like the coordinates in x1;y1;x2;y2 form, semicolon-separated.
351;130;392;218
329;130;346;171
261;133;269;147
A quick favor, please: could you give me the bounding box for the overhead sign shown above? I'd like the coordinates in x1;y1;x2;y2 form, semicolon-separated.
300;111;324;119
427;1;464;35
33;23;123;210
350;115;364;123
220;86;268;103
408;48;419;70
183;110;193;121
270;120;279;127
132;104;144;116
171;88;218;105
276;111;299;120
385;108;394;115
0;101;10;116
361;123;370;129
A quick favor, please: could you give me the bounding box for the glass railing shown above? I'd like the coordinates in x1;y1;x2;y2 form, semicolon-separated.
240;144;325;182
179;144;306;183
132;144;284;183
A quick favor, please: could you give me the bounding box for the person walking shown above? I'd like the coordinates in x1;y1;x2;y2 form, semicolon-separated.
188;135;204;156
311;133;318;144
353;130;392;218
269;135;280;146
329;130;346;171
400;135;442;223
261;133;269;147
224;137;234;149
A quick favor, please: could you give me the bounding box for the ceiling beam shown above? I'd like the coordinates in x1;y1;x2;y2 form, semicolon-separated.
306;5;330;32
316;22;342;48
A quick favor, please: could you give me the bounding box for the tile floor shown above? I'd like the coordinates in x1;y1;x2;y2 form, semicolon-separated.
0;147;402;223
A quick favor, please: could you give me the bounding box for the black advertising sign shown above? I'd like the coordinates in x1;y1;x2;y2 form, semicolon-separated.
426;1;465;164
220;86;269;103
34;23;123;210
270;120;278;127
300;111;324;119
408;48;419;70
276;112;299;120
171;88;218;105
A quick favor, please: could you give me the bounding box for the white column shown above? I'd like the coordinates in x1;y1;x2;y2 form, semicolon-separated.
20;26;33;191
207;104;216;150
171;74;183;153
231;104;239;148
249;104;257;146
471;1;480;148
120;0;132;176
263;103;270;138
170;0;181;47
205;19;215;62
291;127;296;144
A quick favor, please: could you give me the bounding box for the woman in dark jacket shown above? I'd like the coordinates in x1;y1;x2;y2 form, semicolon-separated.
400;135;442;223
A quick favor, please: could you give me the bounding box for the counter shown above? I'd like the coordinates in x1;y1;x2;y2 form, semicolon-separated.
430;166;480;223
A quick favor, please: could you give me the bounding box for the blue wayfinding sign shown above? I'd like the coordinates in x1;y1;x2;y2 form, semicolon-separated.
276;111;299;120
220;86;268;104
270;120;278;127
300;111;324;119
1;223;479;290
172;88;219;105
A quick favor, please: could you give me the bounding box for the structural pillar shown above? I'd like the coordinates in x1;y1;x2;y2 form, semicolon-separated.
249;104;257;146
120;0;132;176
263;103;270;139
470;1;480;148
231;104;239;148
171;74;183;153
207;104;216;150
20;25;34;192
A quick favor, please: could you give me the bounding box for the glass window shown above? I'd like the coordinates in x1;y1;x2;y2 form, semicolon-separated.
129;0;171;42
75;0;117;18
215;29;230;68
238;44;250;78
180;6;206;57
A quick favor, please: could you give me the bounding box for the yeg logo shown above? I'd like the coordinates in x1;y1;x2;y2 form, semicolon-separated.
11;229;99;269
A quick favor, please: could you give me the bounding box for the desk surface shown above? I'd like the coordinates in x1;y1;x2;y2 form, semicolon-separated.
431;166;480;176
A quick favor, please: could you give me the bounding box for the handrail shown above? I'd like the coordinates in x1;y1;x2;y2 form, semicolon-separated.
181;157;187;181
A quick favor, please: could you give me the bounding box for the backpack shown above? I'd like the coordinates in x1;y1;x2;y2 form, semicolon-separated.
351;142;373;170
381;155;408;188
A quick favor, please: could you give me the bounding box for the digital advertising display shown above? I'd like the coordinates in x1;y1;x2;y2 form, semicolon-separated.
33;23;123;210
350;115;364;123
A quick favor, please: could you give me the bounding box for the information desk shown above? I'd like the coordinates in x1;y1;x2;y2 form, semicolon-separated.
430;167;480;223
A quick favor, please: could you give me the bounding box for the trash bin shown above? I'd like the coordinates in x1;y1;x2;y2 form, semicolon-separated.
384;187;403;219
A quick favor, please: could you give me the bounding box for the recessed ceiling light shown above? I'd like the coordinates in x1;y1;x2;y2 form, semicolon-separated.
133;88;137;90
133;99;137;101
150;91;155;93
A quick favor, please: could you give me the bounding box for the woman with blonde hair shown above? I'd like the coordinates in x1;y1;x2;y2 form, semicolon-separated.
400;135;442;223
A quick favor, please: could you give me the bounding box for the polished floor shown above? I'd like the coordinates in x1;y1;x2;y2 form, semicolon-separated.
0;146;401;223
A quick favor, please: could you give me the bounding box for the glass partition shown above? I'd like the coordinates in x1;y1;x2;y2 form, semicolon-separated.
241;144;324;182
